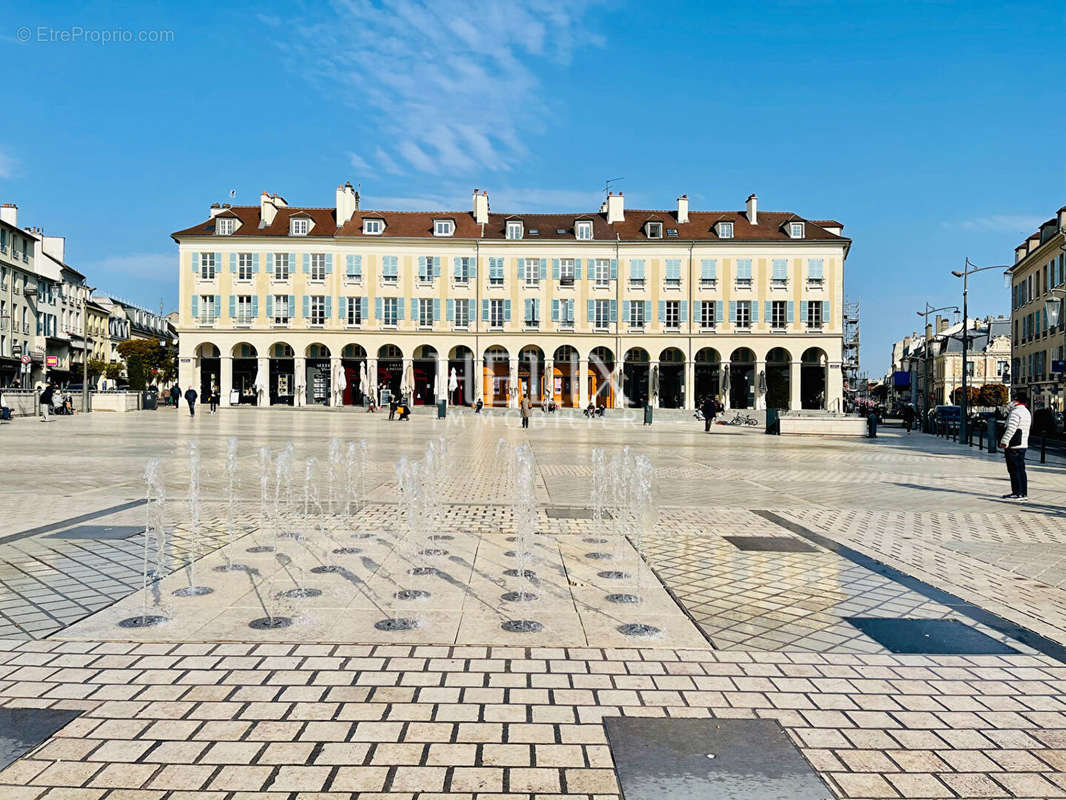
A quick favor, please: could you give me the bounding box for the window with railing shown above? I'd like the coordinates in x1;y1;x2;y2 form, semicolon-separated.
665;259;682;288
273;295;290;325
236;295;254;325
559;258;575;286
310;296;326;325
736;259;753;287
382;255;398;283
199;295;217;323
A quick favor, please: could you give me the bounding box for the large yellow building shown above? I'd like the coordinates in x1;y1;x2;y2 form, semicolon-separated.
1009;206;1066;409
173;186;850;411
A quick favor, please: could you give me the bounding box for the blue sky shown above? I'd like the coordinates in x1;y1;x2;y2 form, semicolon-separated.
1;0;1064;375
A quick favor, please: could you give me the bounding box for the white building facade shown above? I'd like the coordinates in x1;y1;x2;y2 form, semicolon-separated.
174;187;850;411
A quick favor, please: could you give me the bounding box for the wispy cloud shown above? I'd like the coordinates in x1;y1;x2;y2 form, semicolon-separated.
274;0;605;175
945;214;1047;233
0;147;16;179
362;185;606;213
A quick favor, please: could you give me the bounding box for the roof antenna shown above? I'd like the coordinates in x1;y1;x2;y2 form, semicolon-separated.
604;177;623;197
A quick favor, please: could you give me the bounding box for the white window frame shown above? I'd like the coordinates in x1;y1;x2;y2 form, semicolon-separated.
594;299;611;329
434;220;454;237
199;295;217;323
594;259;611;288
664;300;681;329
736;301;751;329
216;217;237;236
506;221;523;240
806;302;822;329
236;295;254;325
273;253;290;281
420;256;436;283
559;258;575;286
771;300;787;329
200;253;216;280
454;257;470;284
525;259;539;287
418;298;434;327
237;253;253;281
273;295;290;325
576;221;593;240
489;258;504;286
490;299;505;328
290;217;310;237
789;221;805;239
646;221;663;239
383;297;398;326
454;299;469;328
310;253;327;281
630;301;645;328
559;299;574;327
347;298;362;327
363;219;384;235
700;302;716;329
717;221;734;239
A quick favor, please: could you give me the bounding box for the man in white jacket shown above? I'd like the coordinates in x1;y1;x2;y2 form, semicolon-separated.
999;390;1032;500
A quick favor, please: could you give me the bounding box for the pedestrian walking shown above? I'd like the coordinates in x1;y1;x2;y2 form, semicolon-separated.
208;382;219;414
902;404;915;433
389;397;398;420
184;386;198;417
170;384;181;408
999;390;1031;500
521;395;532;429
701;395;715;432
39;382;55;422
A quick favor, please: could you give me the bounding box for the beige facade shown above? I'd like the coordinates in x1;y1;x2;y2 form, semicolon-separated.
1009;206;1066;410
174;188;849;411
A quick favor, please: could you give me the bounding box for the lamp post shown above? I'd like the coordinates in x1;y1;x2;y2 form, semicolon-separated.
916;303;959;432
951;259;1012;443
1045;288;1066;409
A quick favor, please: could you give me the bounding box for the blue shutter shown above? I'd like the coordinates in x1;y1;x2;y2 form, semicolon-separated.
538;258;545;281
453;257;462;279
517;258;524;281
700;259;716;280
693;300;701;321
658;301;665;322
680;301;687;323
191;252;199;275
287;295;294;319
410;298;417;320
772;259;787;280
191;296;198;317
468;298;475;322
418;256;426;280
729;301;737;323
552;299;560;321
765;301;772;321
482;299;489;321
339;297;346;319
375;297;383;320
302;253;310;274
228;295;235;318
214;252;222;274
266;295;273;317
809;259;824;279
800;301;808;324
610;299;618;322
229;253;236;274
447;299;454;321
361;297;369;319
610;259;618;280
433;258;441;278
470;258;477;279
737;258;752;280
524;298;532;322
397;297;405;320
302;296;309;318
574;259;582;280
715;300;723;322
252;296;259;317
253;253;260;274
552;259;560;279
822;301;830;323
267;253;274;275
326;254;334;274
787;301;794;323
646;301;652;322
623;300;630;320
346;255;355;277
433;298;440;322
504;299;511;322
589;300;596;323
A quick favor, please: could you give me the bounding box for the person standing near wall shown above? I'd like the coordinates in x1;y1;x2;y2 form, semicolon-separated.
999;389;1032;501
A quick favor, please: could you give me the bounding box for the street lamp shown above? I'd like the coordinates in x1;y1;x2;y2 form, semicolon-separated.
1045;288;1066;407
950;258;1012;442
916;303;960;432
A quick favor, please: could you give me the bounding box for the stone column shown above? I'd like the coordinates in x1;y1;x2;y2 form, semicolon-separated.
827;361;844;412
437;358;448;404
508;357;519;408
647;364;655;409
544;358;554;406
683;359;695;411
330;356;342;407
258;356;271;406
579;359;590;409
789;361;802;411
219;356;233;407
293;355;306;407
755;359;766;410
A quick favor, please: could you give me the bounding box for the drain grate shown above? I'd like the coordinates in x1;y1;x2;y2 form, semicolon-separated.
847;617;1019;654
47;524;142;540
545;506;611;519
0;707;83;771
605;717;830;800
723;535;818;553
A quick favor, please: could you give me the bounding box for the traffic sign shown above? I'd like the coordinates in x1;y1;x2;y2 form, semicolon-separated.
20;355;30;365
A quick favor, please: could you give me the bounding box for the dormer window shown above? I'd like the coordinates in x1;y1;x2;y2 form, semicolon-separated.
216;217;237;236
576;221;593;240
290;218;310;237
434;219;454;237
717;221;734;239
789;221;805;239
363;218;384;235
646;221;663;239
506;221;523;240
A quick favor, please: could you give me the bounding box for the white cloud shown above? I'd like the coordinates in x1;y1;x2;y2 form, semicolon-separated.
273;0;605;175
0;147;16;179
360;185;604;213
347;151;372;173
946;215;1047;233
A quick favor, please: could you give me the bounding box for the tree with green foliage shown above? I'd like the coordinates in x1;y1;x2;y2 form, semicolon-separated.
978;383;1009;407
86;358;107;386
116;339;176;389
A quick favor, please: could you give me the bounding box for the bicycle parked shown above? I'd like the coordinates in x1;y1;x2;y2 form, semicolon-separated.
729;412;759;427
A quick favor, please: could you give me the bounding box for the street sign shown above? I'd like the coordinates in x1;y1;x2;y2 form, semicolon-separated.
20;355;30;365
45;356;59;367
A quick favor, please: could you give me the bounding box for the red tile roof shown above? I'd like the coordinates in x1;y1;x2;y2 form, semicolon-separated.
173;205;847;242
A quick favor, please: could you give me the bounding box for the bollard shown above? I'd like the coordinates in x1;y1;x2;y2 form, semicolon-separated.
1041;436;1047;464
978;424;984;451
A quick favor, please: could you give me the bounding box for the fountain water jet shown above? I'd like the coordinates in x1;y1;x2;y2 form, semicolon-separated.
120;459;170;627
174;443;213;597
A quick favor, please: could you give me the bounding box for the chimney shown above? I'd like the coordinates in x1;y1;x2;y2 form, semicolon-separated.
335;183;358;226
925;322;933;342
473;189;489;225
347;181;359;213
676;195;689;224
209;202;225;218
606;192;624;224
261;191;278;225
746;193;758;225
42;234;65;264
0;203;17;227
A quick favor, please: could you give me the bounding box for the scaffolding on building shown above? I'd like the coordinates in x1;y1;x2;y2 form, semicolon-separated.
842;299;861;410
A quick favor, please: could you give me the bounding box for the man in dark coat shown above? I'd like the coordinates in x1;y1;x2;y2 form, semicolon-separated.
184;386;198;416
702;396;715;432
40;382;55;422
170;384;181;408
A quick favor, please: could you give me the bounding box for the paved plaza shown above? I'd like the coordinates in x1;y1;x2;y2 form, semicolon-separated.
0;408;1065;799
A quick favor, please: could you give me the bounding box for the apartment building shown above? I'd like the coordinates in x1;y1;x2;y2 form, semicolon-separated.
1008;206;1066;409
173;185;850;410
0;204;41;386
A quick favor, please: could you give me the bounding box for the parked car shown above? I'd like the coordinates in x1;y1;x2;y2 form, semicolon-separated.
1033;408;1065;438
933;405;961;425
